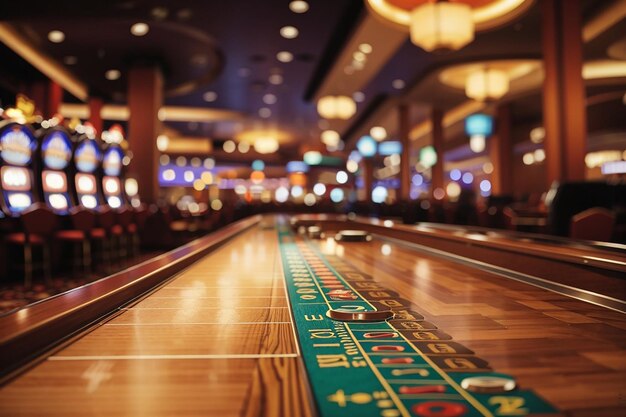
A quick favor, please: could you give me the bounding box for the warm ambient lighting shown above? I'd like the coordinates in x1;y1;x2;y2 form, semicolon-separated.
277;51;294;63
321;130;340;147
370;126;387;141
105;69;121;81
254;137;279;154
48;30;65;43
317;95;356;120
289;1;309;13
203;91;218;102
280;26;299;39
130;22;149;36
465;68;509;101
410;2;474;52
156;134;169;151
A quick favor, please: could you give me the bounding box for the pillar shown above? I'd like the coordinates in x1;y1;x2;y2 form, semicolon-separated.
490;104;513;195
398;104;411;201
541;0;586;187
88;97;104;135
430;108;444;200
47;81;62;117
361;159;373;204
128;65;163;204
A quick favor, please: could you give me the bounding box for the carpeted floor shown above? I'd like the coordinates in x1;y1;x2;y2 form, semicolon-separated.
0;251;163;315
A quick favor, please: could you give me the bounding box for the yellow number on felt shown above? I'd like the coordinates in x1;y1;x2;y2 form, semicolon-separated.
488;396;528;416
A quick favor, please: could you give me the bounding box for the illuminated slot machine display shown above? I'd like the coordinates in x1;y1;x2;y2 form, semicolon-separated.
72;128;103;210
0;121;38;216
101;125;127;209
38;125;73;214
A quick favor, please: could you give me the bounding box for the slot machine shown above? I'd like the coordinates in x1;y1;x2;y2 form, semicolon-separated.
101;125;127;209
72;125;103;210
37;121;73;214
0;120;38;216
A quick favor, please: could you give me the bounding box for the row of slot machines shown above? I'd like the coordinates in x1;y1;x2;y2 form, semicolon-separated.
0;117;133;218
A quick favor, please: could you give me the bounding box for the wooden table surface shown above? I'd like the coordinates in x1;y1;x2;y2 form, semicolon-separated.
1;218;625;417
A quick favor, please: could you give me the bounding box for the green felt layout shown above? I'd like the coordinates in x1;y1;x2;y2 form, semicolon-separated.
278;224;558;417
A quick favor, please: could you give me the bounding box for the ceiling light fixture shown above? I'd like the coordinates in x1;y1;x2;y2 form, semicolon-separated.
370;126;387;141
259;107;272;118
289;1;309;13
48;30;65;43
410;1;474;52
280;26;299;39
321;130;340;147
359;43;373;54
317;95;356;120
465;68;509;101
269;74;284;85
130;22;150;36
203;91;218;102
276;51;294;63
263;93;277;105
392;79;405;90
105;69;121;80
254;137;279;154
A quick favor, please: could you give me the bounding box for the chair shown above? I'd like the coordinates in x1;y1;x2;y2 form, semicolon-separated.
4;203;58;287
55;207;96;275
569;207;615;242
115;207;135;258
92;207;119;271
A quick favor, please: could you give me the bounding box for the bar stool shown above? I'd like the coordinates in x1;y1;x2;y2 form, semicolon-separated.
115;207;134;258
4;203;58;287
55;207;96;275
570;207;615;242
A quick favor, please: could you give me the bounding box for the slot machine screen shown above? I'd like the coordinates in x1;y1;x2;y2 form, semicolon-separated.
102;146;124;208
75;173;98;209
0;125;35;166
103;177;122;208
42;131;72;170
1;166;32;211
42;170;69;211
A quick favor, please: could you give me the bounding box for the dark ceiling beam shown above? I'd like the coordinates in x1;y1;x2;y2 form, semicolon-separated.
303;0;365;102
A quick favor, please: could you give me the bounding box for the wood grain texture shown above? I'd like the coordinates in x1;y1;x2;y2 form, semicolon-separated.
322;236;626;417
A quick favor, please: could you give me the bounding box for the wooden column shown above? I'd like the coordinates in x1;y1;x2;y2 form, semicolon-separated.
128;65;162;204
430;108;444;199
47;81;62;117
541;0;586;188
88;97;104;135
490;104;513;195
398;104;411;201
361;159;373;203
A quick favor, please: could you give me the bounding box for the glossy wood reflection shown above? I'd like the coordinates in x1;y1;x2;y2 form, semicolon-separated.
0;226;311;417
317;236;626;417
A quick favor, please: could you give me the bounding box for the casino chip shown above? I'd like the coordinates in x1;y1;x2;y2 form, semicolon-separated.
327;309;394;322
334;230;372;242
460;375;517;393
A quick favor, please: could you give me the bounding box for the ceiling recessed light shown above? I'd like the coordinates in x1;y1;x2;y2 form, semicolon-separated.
289;1;309;13
276;51;294;63
223;140;236;153
238;141;250;153
63;56;77;65
269;74;284;85
280;26;299;39
259;107;272;118
203;91;218;102
48;30;65;43
105;69;121;80
353;51;366;62
263;93;277;105
353;91;365;102
130;22;149;36
392;79;406;90
359;43;373;54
